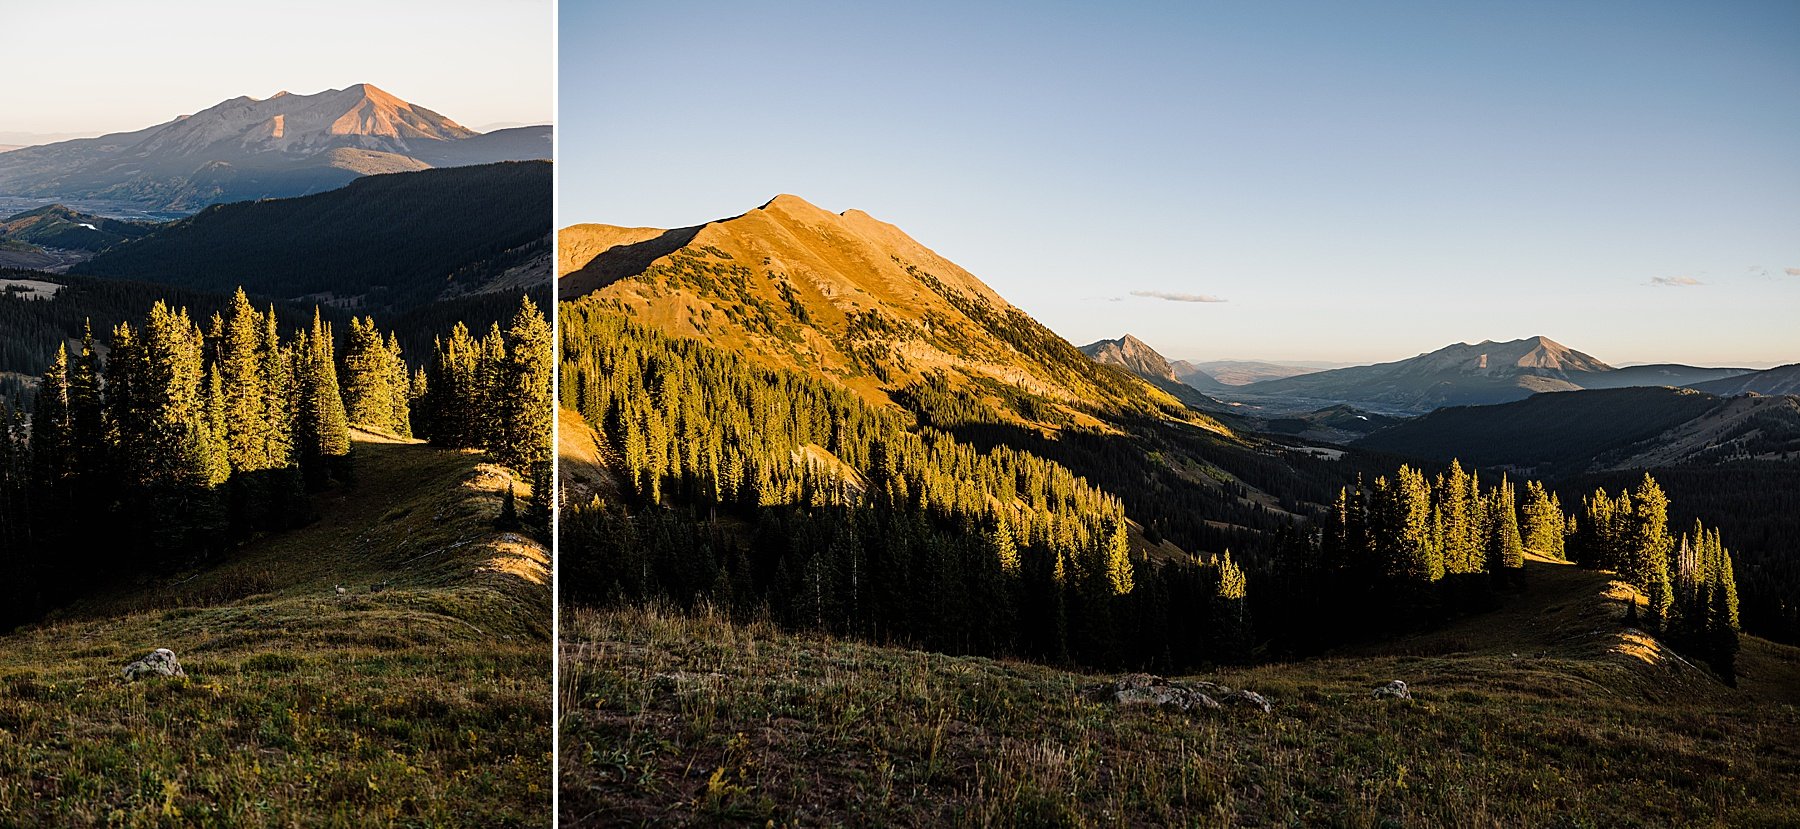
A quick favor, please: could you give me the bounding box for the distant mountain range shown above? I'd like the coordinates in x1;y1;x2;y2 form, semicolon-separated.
1229;336;1755;412
0;85;550;212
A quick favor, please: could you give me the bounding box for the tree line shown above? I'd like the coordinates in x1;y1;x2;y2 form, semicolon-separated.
0;289;553;630
1282;461;1742;680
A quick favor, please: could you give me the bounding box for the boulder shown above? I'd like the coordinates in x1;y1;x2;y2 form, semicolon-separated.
1373;679;1411;700
1224;689;1273;714
1083;673;1267;715
122;648;185;681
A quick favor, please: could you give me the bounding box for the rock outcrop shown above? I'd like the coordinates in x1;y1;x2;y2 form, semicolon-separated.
1373;679;1412;700
122;648;185;681
1083;673;1271;715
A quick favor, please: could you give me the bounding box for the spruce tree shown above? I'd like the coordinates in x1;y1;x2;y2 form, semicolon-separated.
342;316;394;430
29;345;72;488
496;297;552;471
1630;474;1674;626
294;311;351;488
220;288;271;473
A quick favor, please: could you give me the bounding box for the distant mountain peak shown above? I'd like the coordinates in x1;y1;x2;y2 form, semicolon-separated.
0;85;549;211
1080;334;1179;383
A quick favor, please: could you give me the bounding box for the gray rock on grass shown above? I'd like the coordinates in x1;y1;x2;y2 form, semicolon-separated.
122;648;185;681
1085;672;1270;715
1373;679;1411;700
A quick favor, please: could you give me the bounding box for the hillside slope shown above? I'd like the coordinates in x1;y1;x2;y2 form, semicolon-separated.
75;161;550;315
560;555;1800;826
1696;362;1800;396
1354;386;1800;477
0;431;549;826
559;195;1211;430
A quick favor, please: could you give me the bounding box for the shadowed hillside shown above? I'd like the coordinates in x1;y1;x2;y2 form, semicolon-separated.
76;161;550;315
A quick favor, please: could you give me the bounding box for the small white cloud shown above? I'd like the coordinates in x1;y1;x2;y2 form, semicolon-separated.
1132;290;1228;303
1648;276;1703;287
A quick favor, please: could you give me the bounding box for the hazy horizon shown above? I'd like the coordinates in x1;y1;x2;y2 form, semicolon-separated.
561;2;1799;367
3;0;552;137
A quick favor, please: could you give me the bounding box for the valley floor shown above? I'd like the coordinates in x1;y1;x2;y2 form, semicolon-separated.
0;432;551;828
560;557;1800;827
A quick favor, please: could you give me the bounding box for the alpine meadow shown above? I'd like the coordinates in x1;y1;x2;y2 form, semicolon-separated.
0;1;556;823
557;4;1800;827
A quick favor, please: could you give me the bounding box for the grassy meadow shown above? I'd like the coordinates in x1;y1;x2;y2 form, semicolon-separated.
0;431;551;827
560;555;1800;827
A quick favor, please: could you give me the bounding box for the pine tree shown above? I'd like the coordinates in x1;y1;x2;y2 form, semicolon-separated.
220;288;272;473
342;316;395;430
1486;477;1525;571
294;311;351;488
1102;512;1133;596
1630;474;1674;627
68;322;106;488
496;297;552;471
29;345;72;488
386;332;413;439
1521;480;1565;559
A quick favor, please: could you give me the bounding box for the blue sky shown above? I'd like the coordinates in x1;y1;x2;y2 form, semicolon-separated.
3;0;552;139
560;1;1800;366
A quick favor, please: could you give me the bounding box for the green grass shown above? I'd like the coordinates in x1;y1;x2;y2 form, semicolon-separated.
0;432;550;827
560;558;1800;827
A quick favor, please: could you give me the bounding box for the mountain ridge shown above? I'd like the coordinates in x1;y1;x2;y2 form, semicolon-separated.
561;194;1213;429
1235;336;1752;412
0;85;551;211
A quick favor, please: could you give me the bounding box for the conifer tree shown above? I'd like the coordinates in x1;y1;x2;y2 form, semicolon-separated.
220;289;272;473
342;316;395;430
30;345;72;488
1630;474;1674;626
68;323;106;488
386;332;413;439
1102;512;1133;596
495;297;552;471
1486;477;1525;572
260;304;295;469
294;311;351;488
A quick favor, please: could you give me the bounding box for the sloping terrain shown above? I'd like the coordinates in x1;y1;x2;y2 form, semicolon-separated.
1696;362;1800;396
560;195;1215;431
0;432;550;827
0;85;551;211
1578;363;1755;390
560;555;1800;826
1;204;156;251
75;161;550;316
1353;386;1800;477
